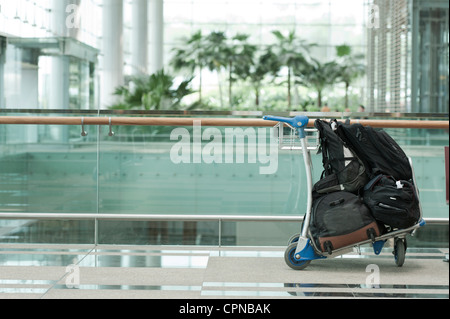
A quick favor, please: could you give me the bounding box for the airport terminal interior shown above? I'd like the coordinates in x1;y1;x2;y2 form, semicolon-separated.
0;0;448;300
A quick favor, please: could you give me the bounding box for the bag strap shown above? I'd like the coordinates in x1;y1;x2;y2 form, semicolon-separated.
363;174;385;191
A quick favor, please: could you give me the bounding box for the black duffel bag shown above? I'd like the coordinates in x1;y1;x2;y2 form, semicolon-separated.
363;175;420;229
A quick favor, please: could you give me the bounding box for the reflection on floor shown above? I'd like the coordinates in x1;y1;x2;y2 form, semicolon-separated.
0;245;448;299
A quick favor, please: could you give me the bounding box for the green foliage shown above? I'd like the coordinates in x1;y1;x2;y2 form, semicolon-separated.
170;31;209;103
270;29;316;109
112;31;366;112
111;69;194;110
295;59;342;108
335;44;366;109
336;44;352;57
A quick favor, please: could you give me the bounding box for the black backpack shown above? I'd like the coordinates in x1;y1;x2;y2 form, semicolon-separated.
335;122;413;181
313;120;368;196
363;175;420;229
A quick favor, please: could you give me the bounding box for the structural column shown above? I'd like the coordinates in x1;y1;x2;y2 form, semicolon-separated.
49;0;73;110
149;0;164;74
131;0;149;76
101;0;124;109
0;38;6;110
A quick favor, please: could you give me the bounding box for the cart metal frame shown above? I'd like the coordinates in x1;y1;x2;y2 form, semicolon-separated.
263;115;426;270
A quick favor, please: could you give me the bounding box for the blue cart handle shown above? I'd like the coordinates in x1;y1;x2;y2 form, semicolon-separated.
263;115;310;138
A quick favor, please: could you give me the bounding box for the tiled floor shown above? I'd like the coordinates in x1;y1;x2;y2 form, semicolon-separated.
0;244;448;299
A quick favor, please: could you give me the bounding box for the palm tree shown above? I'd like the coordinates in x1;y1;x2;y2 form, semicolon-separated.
224;34;257;107
143;70;194;110
236;46;281;108
111;70;194;110
295;59;341;108
203;32;258;108
336;45;366;110
271;30;315;110
204;31;229;107
171;31;209;104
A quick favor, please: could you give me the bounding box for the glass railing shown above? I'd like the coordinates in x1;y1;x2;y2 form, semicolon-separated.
0;110;448;248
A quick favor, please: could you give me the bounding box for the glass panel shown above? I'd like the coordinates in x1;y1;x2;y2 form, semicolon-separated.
98;123;307;217
192;2;229;24
0;243;94;266
416;6;449;113
0;220;95;244
329;26;366;46
222;221;300;247
409;224;449;248
329;0;366;26
164;24;195;47
165;2;193;24
260;3;295;25
0;112;98;244
296;2;331;25
97;221;219;246
1;111;449;247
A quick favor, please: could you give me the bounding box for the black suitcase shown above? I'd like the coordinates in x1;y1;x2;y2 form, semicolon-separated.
310;191;382;255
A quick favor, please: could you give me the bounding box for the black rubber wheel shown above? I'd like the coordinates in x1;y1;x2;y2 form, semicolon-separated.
287;233;300;245
284;242;311;270
394;239;406;267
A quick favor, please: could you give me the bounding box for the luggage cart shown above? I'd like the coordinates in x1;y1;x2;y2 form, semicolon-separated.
263;115;426;270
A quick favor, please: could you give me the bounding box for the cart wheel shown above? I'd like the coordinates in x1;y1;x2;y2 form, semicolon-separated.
287;234;300;245
394;239;406;267
284;243;311;270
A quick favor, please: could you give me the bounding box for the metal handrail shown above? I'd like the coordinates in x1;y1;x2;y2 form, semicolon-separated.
0;212;447;224
0;116;448;129
1;109;449;119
